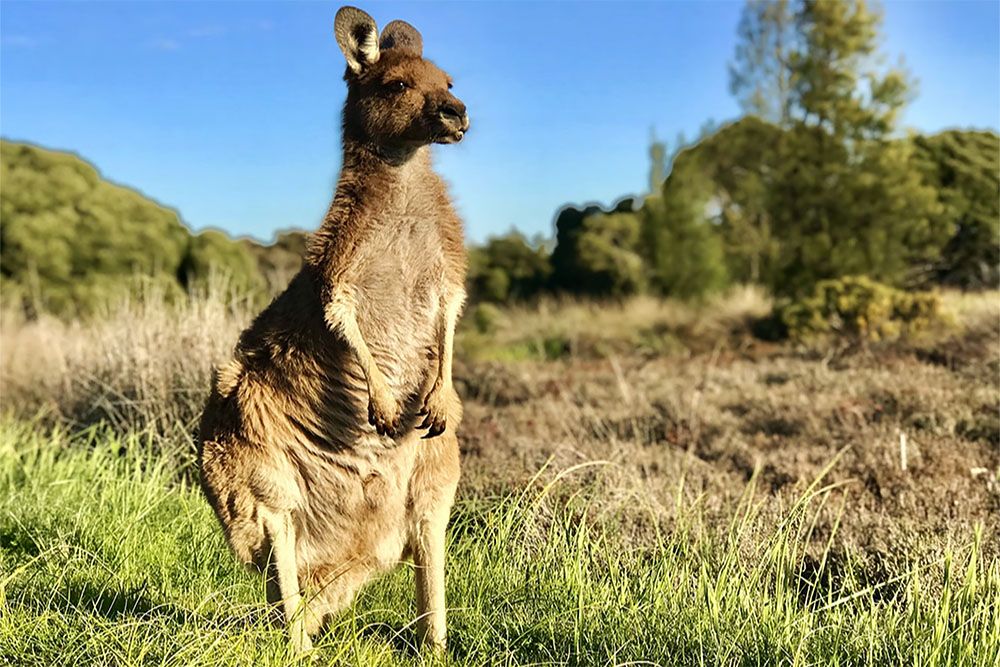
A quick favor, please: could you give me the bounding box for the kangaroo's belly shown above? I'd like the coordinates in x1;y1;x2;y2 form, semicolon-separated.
287;430;420;577
201;218;450;577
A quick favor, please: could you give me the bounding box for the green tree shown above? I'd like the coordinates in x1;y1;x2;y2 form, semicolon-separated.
730;0;796;125
1;141;190;315
0;140;281;315
551;200;645;297
913;130;1000;288
641;161;729;300
467;231;551;303
649;129;668;194
760;0;947;294
665;117;784;284
179;229;266;297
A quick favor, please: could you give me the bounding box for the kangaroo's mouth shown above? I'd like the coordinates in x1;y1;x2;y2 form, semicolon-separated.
432;115;469;144
435;129;465;144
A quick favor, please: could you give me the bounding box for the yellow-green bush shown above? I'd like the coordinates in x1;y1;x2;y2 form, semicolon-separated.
779;276;944;343
471;302;506;335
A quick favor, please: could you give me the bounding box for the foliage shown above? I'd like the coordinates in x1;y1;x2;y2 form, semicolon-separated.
779;275;945;342
469;302;506;335
0;141;190;315
0;141;284;316
551;201;645;298
760;0;948;294
179;229;266;298
914;130;1000;289
641;159;729;300
467;231;551;303
661;117;784;285
769;128;946;294
729;0;795;125
648;131;668;192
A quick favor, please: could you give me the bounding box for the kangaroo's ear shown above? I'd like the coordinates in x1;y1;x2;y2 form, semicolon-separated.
379;20;422;57
334;6;379;74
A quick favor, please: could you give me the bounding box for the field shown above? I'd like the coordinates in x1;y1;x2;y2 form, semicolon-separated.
1;287;998;666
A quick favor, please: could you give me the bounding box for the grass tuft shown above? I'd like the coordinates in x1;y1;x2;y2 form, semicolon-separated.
1;420;996;666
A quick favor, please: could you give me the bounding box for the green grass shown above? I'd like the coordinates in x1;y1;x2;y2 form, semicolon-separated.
1;419;997;667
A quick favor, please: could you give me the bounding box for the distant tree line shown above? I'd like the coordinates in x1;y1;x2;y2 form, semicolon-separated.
470;0;998;304
0;140;306;316
1;0;996;319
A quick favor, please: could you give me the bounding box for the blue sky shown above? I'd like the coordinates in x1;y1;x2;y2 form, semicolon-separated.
2;1;998;243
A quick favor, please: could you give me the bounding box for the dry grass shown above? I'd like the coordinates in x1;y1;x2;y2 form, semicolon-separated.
0;286;997;664
460;285;773;360
0;285;996;554
0;285;772;442
0;282;250;449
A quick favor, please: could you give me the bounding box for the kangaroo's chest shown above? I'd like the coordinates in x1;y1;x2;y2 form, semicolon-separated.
353;206;445;388
358;207;443;300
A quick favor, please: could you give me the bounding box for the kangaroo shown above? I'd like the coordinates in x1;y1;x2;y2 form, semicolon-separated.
198;6;469;653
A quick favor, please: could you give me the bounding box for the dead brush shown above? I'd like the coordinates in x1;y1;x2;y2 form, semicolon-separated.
0;277;252;454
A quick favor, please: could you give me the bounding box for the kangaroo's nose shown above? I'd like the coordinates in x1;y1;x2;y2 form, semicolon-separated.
439;100;467;123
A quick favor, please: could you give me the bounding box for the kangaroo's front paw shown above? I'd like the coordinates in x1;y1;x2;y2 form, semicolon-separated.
417;382;448;439
368;385;401;437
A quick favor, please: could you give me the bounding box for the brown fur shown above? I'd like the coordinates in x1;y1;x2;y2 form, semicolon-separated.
198;6;470;653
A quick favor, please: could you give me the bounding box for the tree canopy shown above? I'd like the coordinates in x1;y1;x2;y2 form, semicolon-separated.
1;141;283;315
1;141;191;314
914;130;1000;288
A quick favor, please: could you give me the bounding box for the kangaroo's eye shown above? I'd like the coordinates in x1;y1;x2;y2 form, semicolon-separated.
387;80;408;94
447;82;453;90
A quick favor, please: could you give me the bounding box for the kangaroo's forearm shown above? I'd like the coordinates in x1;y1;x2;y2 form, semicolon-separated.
324;286;386;390
435;290;465;389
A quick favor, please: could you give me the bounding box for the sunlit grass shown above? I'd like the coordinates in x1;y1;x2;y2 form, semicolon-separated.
1;419;997;666
458;286;774;361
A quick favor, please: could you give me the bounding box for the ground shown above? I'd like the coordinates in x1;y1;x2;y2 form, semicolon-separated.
0;288;997;665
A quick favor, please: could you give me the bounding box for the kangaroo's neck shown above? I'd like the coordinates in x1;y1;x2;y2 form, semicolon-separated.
341;137;433;179
332;139;435;213
305;139;436;273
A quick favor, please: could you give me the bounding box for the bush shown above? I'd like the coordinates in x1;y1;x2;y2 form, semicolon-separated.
551;202;646;298
779;276;944;343
179;229;266;299
471;302;505;334
1;141;191;316
468;232;551;303
1;140;279;316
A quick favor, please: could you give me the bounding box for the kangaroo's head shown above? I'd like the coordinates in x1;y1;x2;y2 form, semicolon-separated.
335;6;469;151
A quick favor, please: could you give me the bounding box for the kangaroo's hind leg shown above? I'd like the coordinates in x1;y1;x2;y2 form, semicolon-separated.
261;508;313;654
413;498;451;649
410;427;461;650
